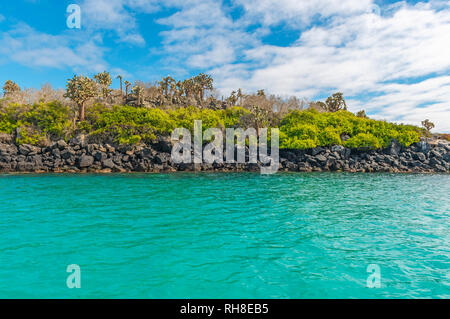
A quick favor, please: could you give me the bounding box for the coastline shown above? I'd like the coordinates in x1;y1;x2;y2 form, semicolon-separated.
1;134;449;174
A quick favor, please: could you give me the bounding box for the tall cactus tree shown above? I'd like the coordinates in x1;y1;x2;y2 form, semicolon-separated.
227;91;238;106
182;78;195;99
94;71;112;99
159;76;174;99
174;80;184;104
193;73;213;103
132;85;145;107
64;75;98;121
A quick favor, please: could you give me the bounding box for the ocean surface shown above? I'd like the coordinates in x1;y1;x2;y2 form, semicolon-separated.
0;172;449;298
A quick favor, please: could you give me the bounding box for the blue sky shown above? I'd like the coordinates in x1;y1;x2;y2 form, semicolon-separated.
0;0;449;131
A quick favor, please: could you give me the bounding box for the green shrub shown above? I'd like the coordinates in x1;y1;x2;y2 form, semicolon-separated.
318;127;342;146
344;133;382;149
0;102;72;144
0;101;424;148
15;126;46;146
279;109;421;149
90;105;176;144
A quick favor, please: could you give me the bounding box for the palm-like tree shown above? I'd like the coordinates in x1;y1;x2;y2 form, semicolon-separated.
116;75;123;98
237;88;243;105
124;81;132;100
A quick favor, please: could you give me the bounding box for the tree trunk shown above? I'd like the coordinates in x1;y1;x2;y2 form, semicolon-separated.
120;80;123;98
78;102;85;122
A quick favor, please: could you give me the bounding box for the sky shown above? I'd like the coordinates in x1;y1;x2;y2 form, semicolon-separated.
0;0;449;132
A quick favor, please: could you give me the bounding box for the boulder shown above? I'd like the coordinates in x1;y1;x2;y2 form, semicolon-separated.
429;150;442;162
60;149;75;160
78;155;94;168
52;148;61;158
0;143;18;155
56;140;67;150
86;144;98;155
112;155;123;165
154;154;164;165
315;154;327;164
417;140;431;153
415;152;426;162
386;139;401;156
331;145;345;153
152;136;173;153
0;133;13;144
443;152;450;163
18;144;41;156
16;161;35;172
69;134;86;147
102;158;115;169
311;147;325;156
93;151;107;162
105;144;115;153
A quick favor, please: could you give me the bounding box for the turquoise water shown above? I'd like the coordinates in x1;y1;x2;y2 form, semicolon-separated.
0;172;449;299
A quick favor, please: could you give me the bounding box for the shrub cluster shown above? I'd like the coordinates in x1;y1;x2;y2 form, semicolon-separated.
279;109;422;149
78;105;248;144
0;102;73;145
0;102;423;149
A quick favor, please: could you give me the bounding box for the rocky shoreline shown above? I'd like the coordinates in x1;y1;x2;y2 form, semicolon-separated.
0;133;449;174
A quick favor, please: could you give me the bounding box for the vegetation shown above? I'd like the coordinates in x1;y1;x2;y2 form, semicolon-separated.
0;102;72;145
94;71;112;99
279;109;422;149
0;73;429;149
421;119;435;134
356;110;367;118
3;80;21;97
64;75;97;121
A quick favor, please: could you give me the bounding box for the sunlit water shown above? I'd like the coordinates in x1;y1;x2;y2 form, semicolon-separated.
0;172;449;298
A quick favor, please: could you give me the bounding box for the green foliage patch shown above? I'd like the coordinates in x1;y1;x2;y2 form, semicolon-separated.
0;102;422;149
0;102;72;145
279;109;421;149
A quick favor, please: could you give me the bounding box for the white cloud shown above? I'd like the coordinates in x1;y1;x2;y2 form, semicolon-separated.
108;0;449;131
2;0;450;131
156;0;259;70
80;0;161;45
363;76;450;132
233;0;374;27
0;24;108;73
167;1;449;131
